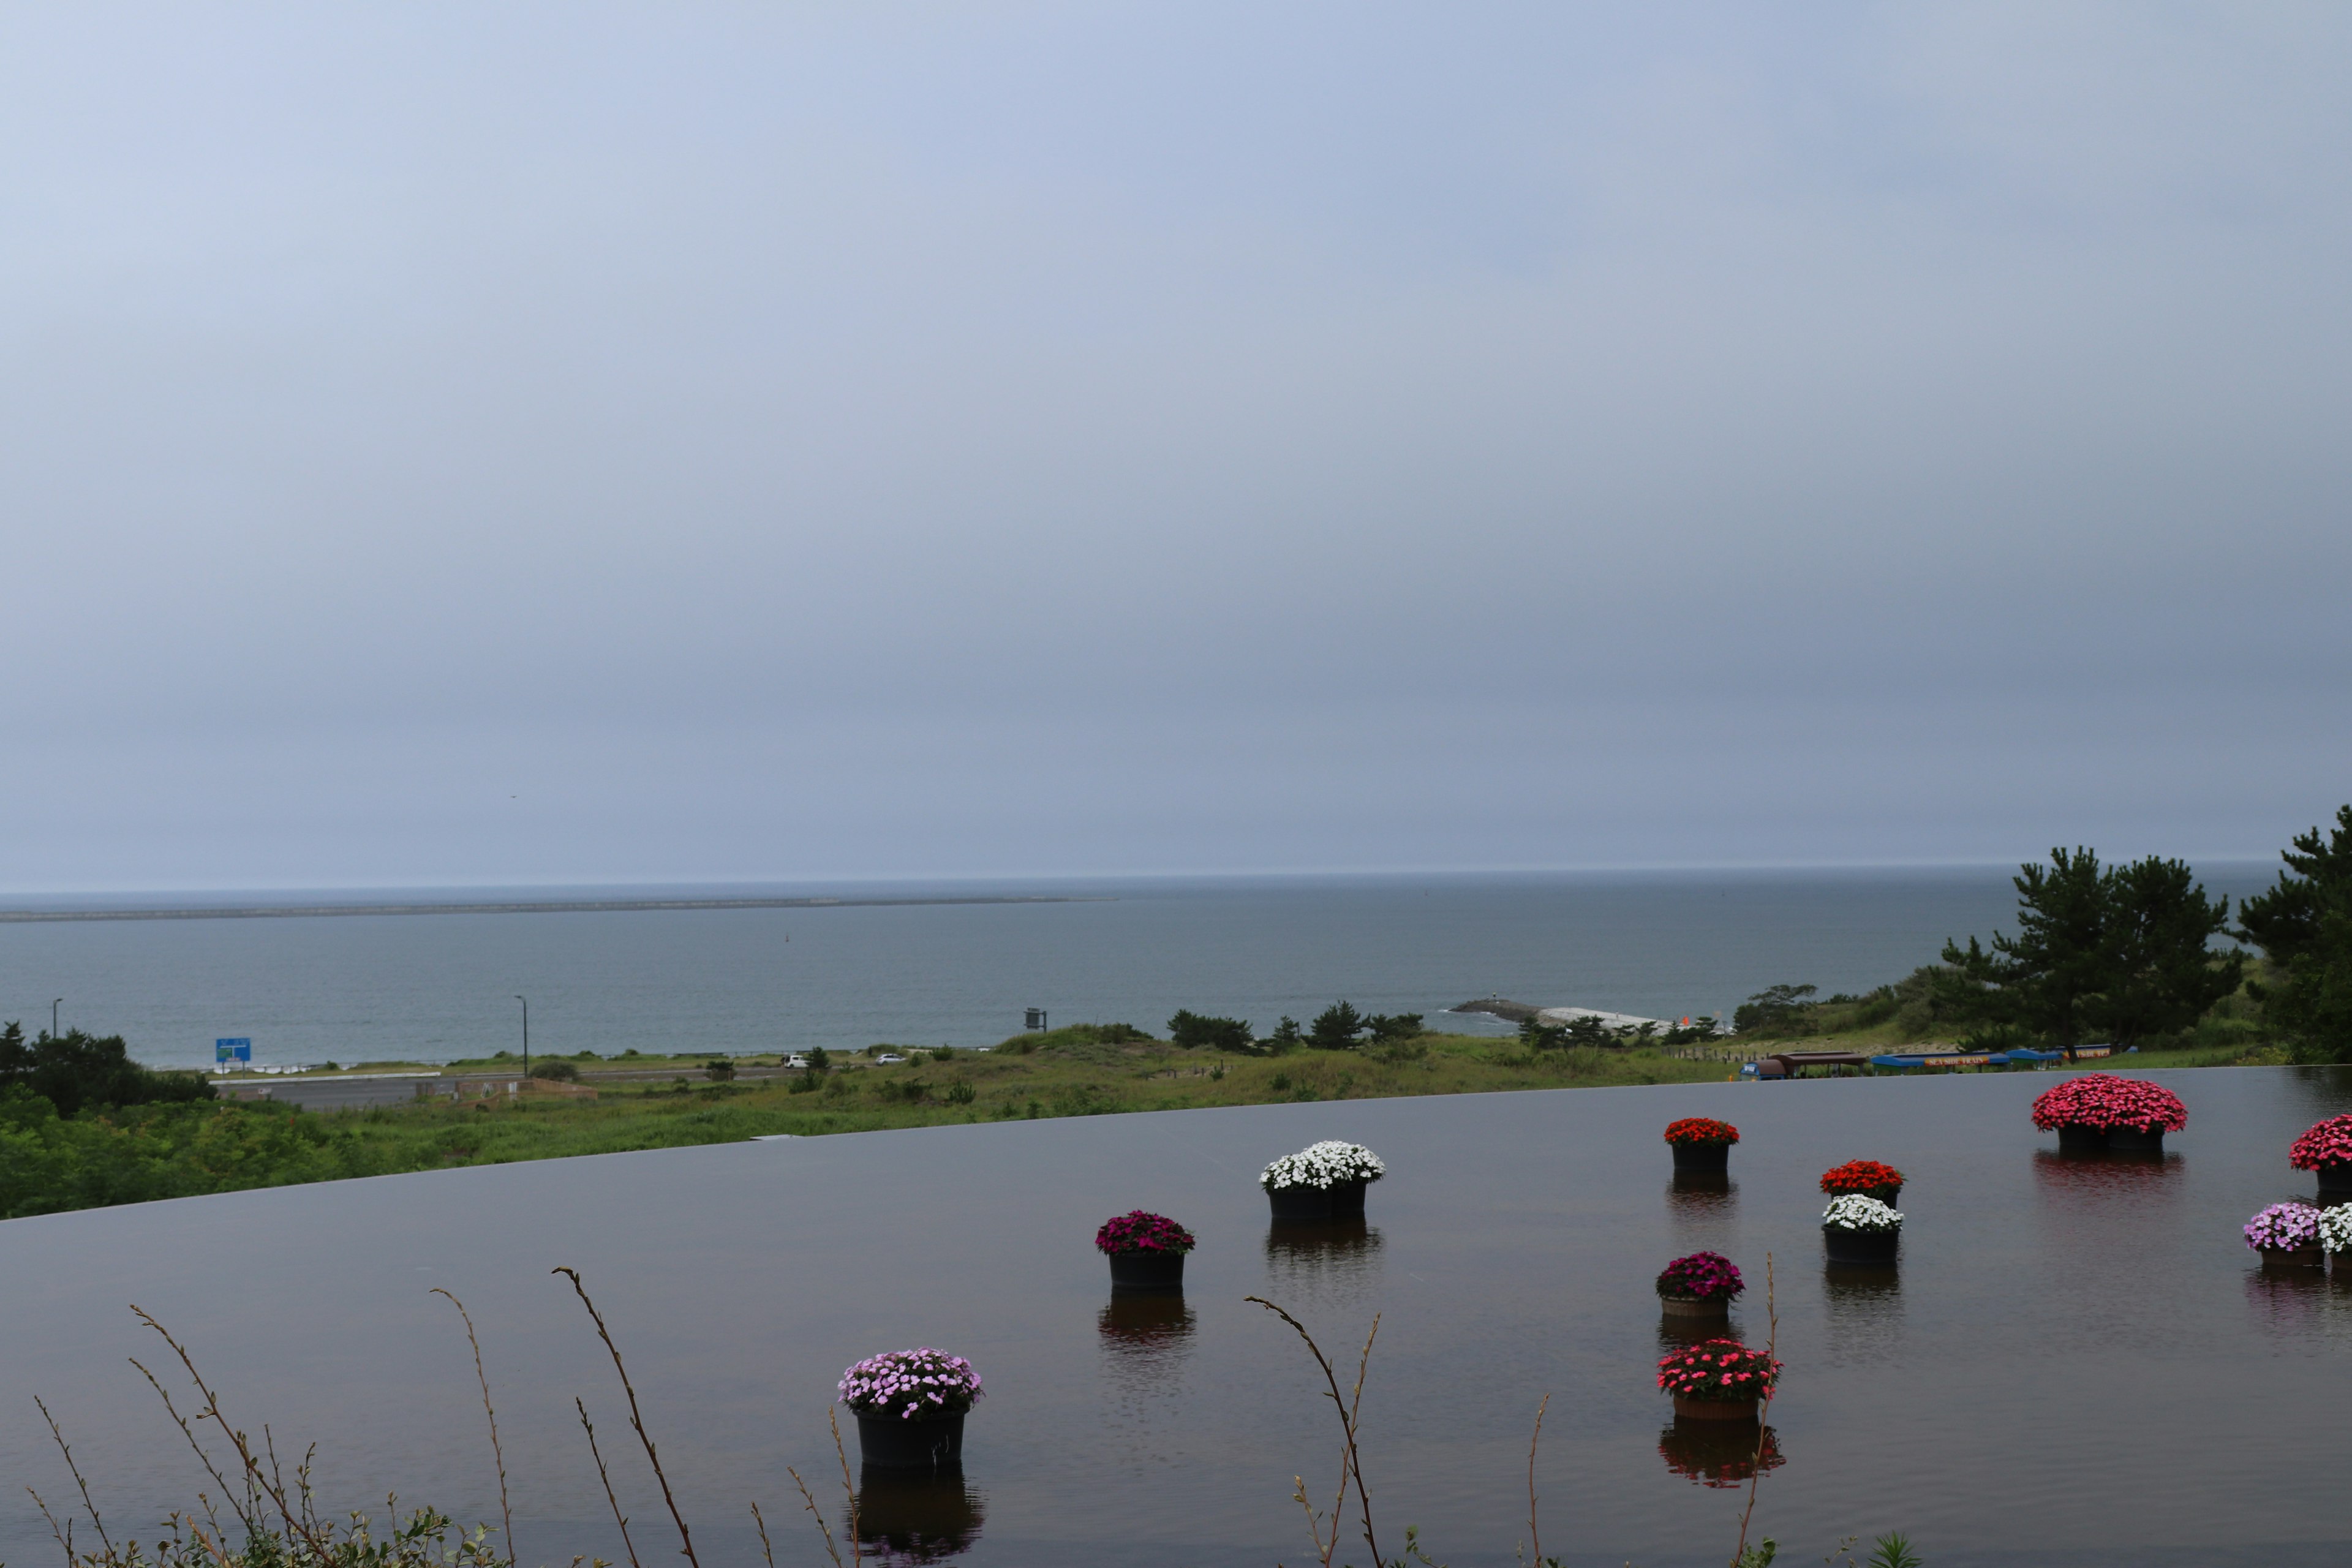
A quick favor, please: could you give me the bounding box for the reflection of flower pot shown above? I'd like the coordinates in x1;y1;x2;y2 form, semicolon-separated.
1098;1294;1196;1352
1106;1251;1186;1294
1668;1169;1733;1201
856;1413;966;1472
852;1465;984;1564
2056;1125;2108;1153
2106;1126;2166;1153
1823;1226;1899;1264
1672;1142;1732;1172
1657;1422;1783;1488
2257;1245;2324;1270
2318;1161;2352;1196
1658;1294;1730;1319
1266;1179;1368;1221
1671;1394;1762;1422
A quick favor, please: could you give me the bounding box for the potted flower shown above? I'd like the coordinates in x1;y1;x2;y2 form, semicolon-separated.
1261;1140;1385;1221
1820;1159;1904;1205
1663;1117;1740;1172
1656;1336;1782;1421
2244;1202;2325;1269
1655;1251;1744;1319
2319;1204;2352;1264
2289;1114;2352;1197
1822;1194;1903;1264
1095;1210;1195;1294
839;1348;984;1471
2030;1073;2187;1153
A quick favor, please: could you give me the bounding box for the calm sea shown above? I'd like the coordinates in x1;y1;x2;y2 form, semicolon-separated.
0;865;2281;1069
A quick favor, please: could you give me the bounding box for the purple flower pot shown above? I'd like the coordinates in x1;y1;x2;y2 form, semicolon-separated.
856;1411;967;1472
1106;1250;1186;1295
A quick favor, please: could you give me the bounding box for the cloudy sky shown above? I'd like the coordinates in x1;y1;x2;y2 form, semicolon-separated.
4;3;2347;889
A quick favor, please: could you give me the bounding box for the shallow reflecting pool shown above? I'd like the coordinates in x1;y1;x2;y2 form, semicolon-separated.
4;1068;2351;1567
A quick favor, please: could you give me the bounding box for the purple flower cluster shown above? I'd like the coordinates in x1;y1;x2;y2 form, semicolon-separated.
2243;1202;2323;1252
837;1348;984;1421
1095;1210;1197;1255
1655;1251;1745;1302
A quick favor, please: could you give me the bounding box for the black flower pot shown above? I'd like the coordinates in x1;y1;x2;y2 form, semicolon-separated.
2056;1125;2108;1153
2106;1126;2166;1153
856;1412;966;1472
2316;1161;2352;1196
1671;1142;1732;1172
1822;1226;1899;1265
1265;1178;1369;1222
1106;1249;1186;1295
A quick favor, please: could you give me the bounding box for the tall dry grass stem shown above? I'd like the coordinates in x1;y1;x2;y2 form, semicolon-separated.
1246;1296;1384;1568
1732;1252;1779;1566
35;1393;118;1561
553;1265;700;1568
431;1287;514;1564
1525;1391;1551;1566
575;1395;643;1568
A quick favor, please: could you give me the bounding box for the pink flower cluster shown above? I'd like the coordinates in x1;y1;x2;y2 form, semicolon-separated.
1095;1210;1197;1255
2288;1114;2352;1171
1656;1338;1781;1401
2030;1073;2187;1134
838;1348;984;1420
2244;1202;2323;1252
1655;1251;1746;1302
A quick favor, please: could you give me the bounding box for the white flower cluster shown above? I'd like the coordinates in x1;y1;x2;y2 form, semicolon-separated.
2320;1205;2352;1255
1822;1194;1904;1232
1261;1139;1387;1191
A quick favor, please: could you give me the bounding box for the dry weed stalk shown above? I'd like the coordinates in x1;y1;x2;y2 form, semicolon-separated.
1732;1251;1779;1566
1247;1297;1383;1568
432;1287;515;1563
553;1265;699;1568
575;1396;643;1568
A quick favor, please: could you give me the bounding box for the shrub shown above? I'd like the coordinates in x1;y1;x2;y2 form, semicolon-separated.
944;1081;976;1105
2030;1074;2187;1133
1094;1210;1196;1254
1662;1117;1740;1147
529;1059;579;1082
1307;1002;1365;1050
0;1025;216;1117
1656;1338;1781;1402
704;1060;735;1082
788;1072;818;1095
1261;1140;1384;1191
1167;1010;1254;1052
1656;1251;1744;1302
838;1348;983;1420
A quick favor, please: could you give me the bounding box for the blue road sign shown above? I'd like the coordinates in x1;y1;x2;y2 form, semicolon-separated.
216;1038;252;1064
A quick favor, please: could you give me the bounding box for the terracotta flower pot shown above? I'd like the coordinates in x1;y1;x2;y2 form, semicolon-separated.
1658;1294;1730;1319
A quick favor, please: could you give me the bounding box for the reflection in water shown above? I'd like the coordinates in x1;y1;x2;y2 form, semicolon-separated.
1657;1423;1784;1489
1099;1294;1197;1379
851;1466;986;1565
2242;1264;2337;1342
1263;1220;1384;1306
1665;1171;1736;1215
1822;1263;1904;1365
2030;1148;2187;1200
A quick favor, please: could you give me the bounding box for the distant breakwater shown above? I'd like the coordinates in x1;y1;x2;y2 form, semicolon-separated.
0;895;1099;924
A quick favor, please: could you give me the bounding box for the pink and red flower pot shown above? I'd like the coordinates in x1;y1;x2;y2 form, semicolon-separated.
1658;1294;1731;1321
2056;1125;2108;1154
2257;1245;2325;1270
2316;1161;2352;1197
2106;1126;2166;1154
1106;1250;1186;1295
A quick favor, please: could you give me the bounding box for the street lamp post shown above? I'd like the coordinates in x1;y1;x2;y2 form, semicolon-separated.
514;995;530;1078
51;998;62;1040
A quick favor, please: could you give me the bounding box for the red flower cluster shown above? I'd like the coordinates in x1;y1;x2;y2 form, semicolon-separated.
1655;1251;1745;1302
1819;1159;1905;1199
2289;1114;2352;1170
1663;1117;1740;1147
2030;1073;2187;1134
1656;1338;1781;1401
1094;1211;1197;1255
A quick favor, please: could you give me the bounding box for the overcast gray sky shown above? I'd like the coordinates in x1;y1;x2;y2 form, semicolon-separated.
4;3;2347;890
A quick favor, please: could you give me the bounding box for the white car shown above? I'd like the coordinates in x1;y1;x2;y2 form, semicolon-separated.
875;1052;907;1064
783;1054;810;1071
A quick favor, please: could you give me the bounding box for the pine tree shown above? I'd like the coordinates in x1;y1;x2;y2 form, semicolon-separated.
2239;805;2352;1063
